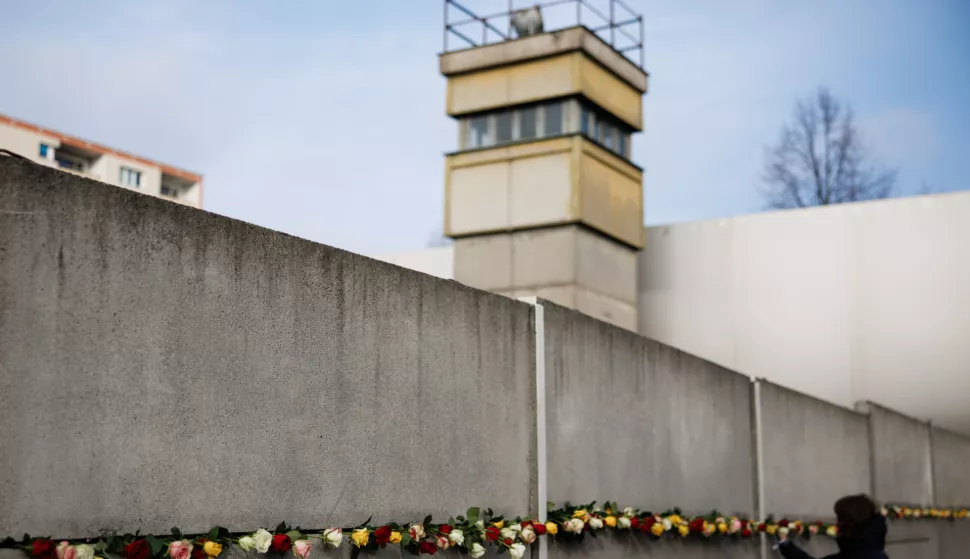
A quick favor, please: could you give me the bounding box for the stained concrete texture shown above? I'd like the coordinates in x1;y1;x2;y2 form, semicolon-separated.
860;402;934;505
0;159;537;537
548;537;759;559
758;381;870;519
930;427;970;506
541;302;755;516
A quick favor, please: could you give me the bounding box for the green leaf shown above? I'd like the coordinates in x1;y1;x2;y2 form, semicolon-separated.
467;508;480;522
423;515;433;527
275;522;288;534
285;531;301;542
146;535;164;557
171;528;182;540
401;535;412;548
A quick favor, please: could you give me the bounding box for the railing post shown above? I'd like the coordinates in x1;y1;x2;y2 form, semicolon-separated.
610;0;615;47
443;0;448;51
639;15;644;67
508;0;513;39
577;0;581;26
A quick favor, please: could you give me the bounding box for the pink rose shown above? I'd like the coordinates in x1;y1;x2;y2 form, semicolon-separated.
435;536;449;550
729;519;742;533
169;541;193;559
293;540;312;559
56;543;76;559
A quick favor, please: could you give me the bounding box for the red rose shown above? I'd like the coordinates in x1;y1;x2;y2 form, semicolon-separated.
640;517;656;534
534;523;547;535
271;534;292;554
778;519;789;528
757;523;767;533
689;519;705;533
503;538;513;546
486;527;501;542
438;525;452;535
190;540;206;559
418;541;438;555
30;540;56;559
374;526;392;547
124;539;150;559
629;517;641;530
741;528;753;538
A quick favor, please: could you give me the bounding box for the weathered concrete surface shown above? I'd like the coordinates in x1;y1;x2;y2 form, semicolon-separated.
0;159;537;537
859;402;934;505
542;302;755;516
548;537;759;559
759;381;870;519
931;427;970;506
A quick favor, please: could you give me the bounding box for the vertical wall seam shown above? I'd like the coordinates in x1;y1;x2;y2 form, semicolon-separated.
752;378;767;559
519;296;548;559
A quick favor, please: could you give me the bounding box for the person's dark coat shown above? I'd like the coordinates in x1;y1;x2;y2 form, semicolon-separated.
779;514;888;559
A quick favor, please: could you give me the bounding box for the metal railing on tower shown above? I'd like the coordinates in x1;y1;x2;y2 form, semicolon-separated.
443;0;645;68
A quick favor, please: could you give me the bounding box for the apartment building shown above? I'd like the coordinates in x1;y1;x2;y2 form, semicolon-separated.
0;112;202;208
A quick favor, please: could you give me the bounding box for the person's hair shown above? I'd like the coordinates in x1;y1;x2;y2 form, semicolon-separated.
834;494;878;536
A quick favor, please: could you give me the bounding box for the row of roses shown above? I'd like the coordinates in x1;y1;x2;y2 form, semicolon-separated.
4;503;967;559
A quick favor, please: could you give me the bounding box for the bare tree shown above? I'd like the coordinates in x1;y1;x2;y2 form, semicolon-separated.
761;88;896;209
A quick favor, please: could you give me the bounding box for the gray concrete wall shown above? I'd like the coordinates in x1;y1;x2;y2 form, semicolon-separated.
860;402;934;505
931;427;970;506
542;302;758;559
0;158;537;538
758;381;871;519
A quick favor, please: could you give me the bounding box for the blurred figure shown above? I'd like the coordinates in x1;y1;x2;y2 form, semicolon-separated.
779;494;888;559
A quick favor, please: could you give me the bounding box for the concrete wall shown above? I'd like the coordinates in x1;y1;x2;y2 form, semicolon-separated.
0;158;537;537
542;301;758;559
758;381;871;519
860;402;934;505
639;192;970;434
931;427;970;506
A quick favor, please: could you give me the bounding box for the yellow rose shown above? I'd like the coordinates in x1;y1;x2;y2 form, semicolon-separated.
826;526;838;538
766;525;778;536
351;529;370;548
677;525;689;537
389;532;402;544
604;516;617;528
650;523;664;537
717;522;728;534
203;542;222;559
492;520;505;529
572;510;589;522
545;522;558;535
667;514;681;526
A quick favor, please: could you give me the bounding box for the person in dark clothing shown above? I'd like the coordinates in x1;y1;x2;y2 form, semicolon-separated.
779;494;889;559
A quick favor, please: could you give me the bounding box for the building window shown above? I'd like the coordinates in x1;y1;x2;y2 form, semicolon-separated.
119;167;142;188
495;112;513;143
466;115;490;148
160;184;179;198
519;106;537;140
39;143;51;158
544;102;563;136
456;98;633;160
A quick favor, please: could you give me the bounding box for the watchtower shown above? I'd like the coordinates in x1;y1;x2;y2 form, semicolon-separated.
441;0;647;330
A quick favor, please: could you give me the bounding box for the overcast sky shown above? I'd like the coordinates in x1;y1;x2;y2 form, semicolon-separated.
2;0;968;256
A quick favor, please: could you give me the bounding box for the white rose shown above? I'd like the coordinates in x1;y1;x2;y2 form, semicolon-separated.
662;518;672;531
448;529;465;547
409;524;426;541
589;518;604;530
323;528;343;548
253;529;273;554
509;543;526;559
519;526;536;544
617;517;631;529
564;518;585;534
509;524;522;534
74;545;95;559
623;507;635;518
470;543;486;559
237;537;256;552
500;528;514;540
475;520;485;529
778;527;789;539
